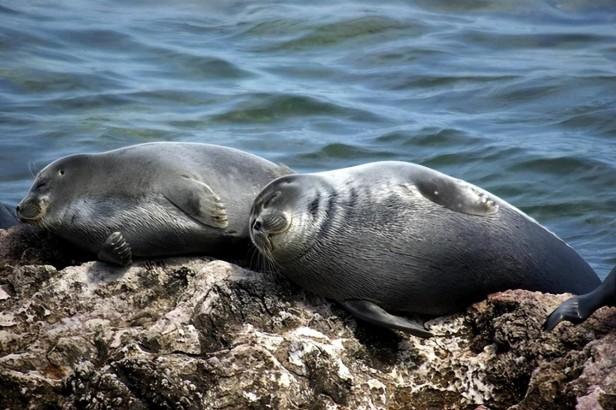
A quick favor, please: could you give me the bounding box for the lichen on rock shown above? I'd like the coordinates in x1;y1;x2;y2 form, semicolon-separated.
0;226;614;409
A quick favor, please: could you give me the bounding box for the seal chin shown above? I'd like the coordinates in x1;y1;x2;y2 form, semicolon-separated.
17;212;45;224
252;230;273;254
250;211;292;253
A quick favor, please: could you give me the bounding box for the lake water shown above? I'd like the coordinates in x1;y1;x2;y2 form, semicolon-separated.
0;0;614;277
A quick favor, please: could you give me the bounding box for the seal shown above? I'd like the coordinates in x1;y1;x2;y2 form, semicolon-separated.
545;265;615;330
0;202;17;229
249;161;600;337
17;142;292;265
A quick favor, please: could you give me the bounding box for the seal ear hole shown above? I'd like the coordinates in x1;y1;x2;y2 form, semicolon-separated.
58;169;65;176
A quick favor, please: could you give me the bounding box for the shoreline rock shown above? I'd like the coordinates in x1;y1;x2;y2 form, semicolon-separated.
0;226;614;409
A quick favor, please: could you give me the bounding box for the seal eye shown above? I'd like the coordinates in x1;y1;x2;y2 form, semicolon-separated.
262;191;280;208
35;181;47;190
58;169;65;176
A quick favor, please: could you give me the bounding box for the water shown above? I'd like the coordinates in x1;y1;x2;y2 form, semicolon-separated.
1;0;615;277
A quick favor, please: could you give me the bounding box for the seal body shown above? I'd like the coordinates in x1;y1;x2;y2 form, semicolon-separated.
17;142;291;265
249;161;600;336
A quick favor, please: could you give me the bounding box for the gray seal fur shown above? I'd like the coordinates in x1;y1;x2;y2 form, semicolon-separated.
17;142;292;265
249;161;600;337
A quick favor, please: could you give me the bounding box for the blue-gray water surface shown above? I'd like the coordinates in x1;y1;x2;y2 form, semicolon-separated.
1;0;615;278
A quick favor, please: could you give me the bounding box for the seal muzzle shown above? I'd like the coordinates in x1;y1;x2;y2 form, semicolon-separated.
16;196;47;222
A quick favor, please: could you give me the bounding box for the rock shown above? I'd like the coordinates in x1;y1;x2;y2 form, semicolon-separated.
0;226;614;409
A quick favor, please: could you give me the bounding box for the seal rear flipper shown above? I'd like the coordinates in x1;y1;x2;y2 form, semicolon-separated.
544;297;585;330
412;174;498;216
342;300;433;338
163;175;228;229
98;231;133;266
545;265;616;330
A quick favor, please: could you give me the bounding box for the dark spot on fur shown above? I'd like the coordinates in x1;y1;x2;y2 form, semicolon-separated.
308;193;320;217
317;189;338;240
347;187;358;209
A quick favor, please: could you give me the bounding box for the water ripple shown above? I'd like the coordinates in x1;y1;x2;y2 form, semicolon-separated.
0;0;614;275
209;93;385;124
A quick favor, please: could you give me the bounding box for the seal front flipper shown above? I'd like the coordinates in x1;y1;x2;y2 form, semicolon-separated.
98;231;133;266
413;174;498;216
163;175;228;229
342;300;433;338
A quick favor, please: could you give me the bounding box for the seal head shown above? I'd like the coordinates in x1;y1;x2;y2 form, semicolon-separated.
249;174;328;264
17;155;89;226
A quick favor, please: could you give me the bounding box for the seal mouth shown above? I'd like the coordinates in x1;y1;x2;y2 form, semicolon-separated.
16;200;47;224
18;214;44;223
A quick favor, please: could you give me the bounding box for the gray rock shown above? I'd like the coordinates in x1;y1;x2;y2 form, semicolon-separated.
0;226;614;409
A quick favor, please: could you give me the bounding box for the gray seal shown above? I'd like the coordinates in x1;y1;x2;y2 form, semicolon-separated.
545;265;615;330
249;161;600;337
17;142;292;265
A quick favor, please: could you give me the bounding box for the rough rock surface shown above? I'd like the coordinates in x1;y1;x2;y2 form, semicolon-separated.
0;226;614;410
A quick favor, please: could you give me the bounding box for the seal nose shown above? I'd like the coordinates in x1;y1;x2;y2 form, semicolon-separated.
252;219;263;232
15;205;20;214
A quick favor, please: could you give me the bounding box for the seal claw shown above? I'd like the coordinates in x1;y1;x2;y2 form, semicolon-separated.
164;176;229;230
98;231;133;266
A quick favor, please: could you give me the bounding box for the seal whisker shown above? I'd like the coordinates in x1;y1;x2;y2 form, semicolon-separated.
247;246;259;271
259;250;272;274
257;245;281;275
28;160;37;178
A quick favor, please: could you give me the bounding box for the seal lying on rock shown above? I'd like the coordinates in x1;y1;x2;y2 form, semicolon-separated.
545;265;615;330
17;142;292;265
249;161;600;337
